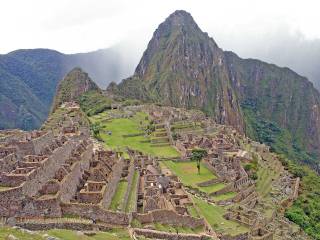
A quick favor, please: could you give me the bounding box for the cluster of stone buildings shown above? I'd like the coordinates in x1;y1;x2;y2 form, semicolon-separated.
0;104;128;227
128;149;208;233
0;103;307;240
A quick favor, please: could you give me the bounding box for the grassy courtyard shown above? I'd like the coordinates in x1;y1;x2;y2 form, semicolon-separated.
161;160;225;193
109;180;128;211
193;197;249;236
90;111;180;158
125;170;139;213
212;192;237;202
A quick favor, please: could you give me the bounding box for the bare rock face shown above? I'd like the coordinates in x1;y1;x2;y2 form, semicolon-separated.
51;68;100;112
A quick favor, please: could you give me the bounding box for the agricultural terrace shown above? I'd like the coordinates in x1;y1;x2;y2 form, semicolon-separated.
90;111;180;158
159;161;248;236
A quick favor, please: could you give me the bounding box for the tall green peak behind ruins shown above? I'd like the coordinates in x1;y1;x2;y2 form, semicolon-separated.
114;10;245;133
51;67;101;113
112;10;320;169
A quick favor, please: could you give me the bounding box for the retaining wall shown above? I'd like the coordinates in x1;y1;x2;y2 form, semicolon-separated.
133;210;205;229
134;228;209;240
61;203;129;226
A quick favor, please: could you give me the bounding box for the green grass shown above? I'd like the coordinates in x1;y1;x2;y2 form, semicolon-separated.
256;159;278;198
125;170;139;212
0;227;131;240
193;197;249;236
0;226;44;240
187;205;200;218
91;111;179;158
109;180;128;211
212;192;237;202
200;183;226;194
161;160;223;193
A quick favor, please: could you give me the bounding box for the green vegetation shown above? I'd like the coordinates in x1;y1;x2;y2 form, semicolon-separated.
161;160;224;193
125;170;139;212
212;192;236;202
79;91;112;116
190;148;207;175
282;157;320;240
243;103;320;239
200;183;225;194
51;68;99;113
193;197;248;236
109;180;128;211
46;228;130;240
0;226;130;240
255;162;279;198
90;111;179;158
187;205;200;218
242;103;317;167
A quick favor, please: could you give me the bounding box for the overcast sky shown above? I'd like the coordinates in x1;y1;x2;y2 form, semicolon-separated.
1;0;320;86
0;0;319;54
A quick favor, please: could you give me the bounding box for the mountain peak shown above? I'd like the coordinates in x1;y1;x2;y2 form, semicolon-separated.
157;10;200;33
166;10;194;24
51;68;100;112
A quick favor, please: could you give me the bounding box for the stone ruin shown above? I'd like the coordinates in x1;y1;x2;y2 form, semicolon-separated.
0;103;308;240
128;149;208;232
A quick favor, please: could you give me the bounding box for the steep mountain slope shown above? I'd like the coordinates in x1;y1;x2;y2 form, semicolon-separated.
113;10;320;166
0;48;133;130
225;52;320;165
51;68;100;112
116;10;244;132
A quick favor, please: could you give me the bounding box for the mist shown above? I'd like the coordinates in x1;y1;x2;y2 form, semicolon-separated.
1;0;320;89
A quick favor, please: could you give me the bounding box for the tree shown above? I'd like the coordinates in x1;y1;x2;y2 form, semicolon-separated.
191;148;207;174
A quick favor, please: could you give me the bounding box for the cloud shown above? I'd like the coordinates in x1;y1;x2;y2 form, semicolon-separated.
0;0;320;87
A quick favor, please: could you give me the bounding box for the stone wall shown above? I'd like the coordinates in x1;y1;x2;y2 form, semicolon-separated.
101;157;124;209
16;221;111;232
0;186;23;216
59;144;92;203
133;210;205;229
61;203;129;225
134;228;209;240
21;197;61;217
203;159;220;177
22;140;77;197
220;233;249;240
15;131;54;156
197;178;222;187
0;153;17;173
121;159;135;211
32;131;54;155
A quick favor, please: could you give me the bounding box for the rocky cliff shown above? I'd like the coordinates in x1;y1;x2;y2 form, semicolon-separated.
113;10;320;166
